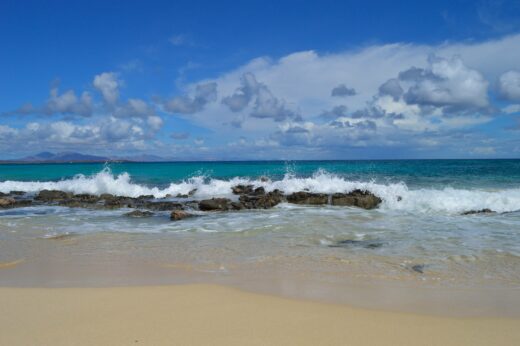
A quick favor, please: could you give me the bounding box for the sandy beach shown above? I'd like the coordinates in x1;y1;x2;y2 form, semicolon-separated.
1;284;519;346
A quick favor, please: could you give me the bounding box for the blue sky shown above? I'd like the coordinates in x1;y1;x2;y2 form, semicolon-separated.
1;0;520;160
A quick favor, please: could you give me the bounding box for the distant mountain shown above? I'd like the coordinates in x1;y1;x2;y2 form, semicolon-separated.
1;152;167;163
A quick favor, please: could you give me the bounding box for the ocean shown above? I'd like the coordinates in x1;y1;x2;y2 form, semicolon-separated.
1;160;520;314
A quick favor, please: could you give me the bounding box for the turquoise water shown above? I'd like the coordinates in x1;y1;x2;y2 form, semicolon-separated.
1;159;520;188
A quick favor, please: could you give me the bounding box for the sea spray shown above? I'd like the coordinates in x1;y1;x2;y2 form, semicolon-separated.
1;167;520;214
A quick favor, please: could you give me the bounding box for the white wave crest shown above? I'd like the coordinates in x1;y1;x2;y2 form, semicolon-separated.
1;168;519;214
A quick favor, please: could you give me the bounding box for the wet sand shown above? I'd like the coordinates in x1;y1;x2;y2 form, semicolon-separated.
1;284;519;346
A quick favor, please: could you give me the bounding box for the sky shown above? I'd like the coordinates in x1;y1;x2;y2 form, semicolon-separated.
1;0;520;160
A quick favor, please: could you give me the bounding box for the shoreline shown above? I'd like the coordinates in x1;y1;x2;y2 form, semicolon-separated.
1;283;519;346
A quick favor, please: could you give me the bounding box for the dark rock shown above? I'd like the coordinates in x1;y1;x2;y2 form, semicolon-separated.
0;192;6;197
239;190;284;209
397;196;402;202
328;239;384;249
143;201;183;211
35;190;72;201
259;176;270;182
188;189;197;196
9;191;25;196
137;195;154;200
252;187;265;195
100;193;115;200
199;198;232;211
411;264;425;274
170;210;194;221
331;190;382;209
103;196;136;209
461;208;494;215
0;197;16;208
124;210;154;218
286;192;328;205
232;185;254;195
73;194;99;203
0;198;32;209
175;193;189;198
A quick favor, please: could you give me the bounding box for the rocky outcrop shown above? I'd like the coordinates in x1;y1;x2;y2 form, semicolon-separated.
0;197;31;209
461;208;495;215
124;210;154;218
239;190;284;209
286;192;329;205
170;210;194;221
0;197;16;208
198;198;235;211
102;196;137;209
35;190;72;201
143;201;183;211
331;190;382;209
232;185;254;195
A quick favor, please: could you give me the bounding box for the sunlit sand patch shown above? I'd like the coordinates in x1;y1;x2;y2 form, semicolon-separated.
0;259;25;269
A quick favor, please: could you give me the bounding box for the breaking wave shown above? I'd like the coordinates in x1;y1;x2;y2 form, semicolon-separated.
1;168;520;214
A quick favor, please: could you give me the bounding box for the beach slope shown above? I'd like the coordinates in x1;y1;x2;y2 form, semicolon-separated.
1;284;519;345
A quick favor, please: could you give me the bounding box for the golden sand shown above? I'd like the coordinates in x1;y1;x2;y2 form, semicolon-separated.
0;259;24;269
1;284;519;346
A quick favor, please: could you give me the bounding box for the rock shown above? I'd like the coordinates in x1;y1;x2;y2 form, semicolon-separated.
143;201;183;211
73;194;99;203
9;191;25;196
100;193;115;200
328;239;384;249
461;208;494;215
137;195;154;200
103;196;136;209
252;187;265;195
331;190;382;209
239;190;284;209
175;193;189;198
170;210;194;221
0;192;6;197
286;192;328;205
198;198;232;211
35;190;72;201
232;185;254;195
124;210;154;218
0;197;16;208
188;189;197;196
259;176;270;182
411;264;425;274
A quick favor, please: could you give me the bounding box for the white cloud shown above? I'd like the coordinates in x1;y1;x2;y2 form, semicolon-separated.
163;82;217;114
502;104;520;114
93;72;120;105
497;70;520;101
331;84;356;97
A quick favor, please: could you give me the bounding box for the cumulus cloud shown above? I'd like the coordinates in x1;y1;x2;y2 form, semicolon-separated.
331;84;356;97
222;72;300;122
5;85;93;117
497;70;520;101
378;78;403;100
93;72;120;105
319;105;349;119
399;55;489;113
163;82;217;114
221;73;259;112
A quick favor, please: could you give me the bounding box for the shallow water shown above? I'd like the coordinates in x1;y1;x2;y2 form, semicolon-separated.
1;160;520;316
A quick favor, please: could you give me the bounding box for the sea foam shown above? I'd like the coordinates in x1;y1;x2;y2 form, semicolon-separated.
1;168;519;214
